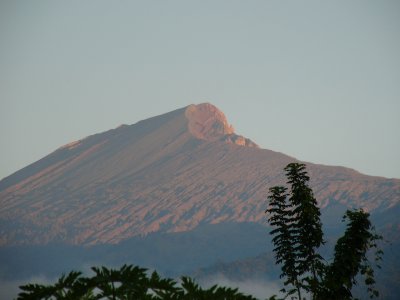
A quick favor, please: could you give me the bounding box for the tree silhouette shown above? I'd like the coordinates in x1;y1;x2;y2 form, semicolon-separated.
266;186;302;299
17;264;259;300
284;163;324;298
318;210;383;300
266;163;324;299
266;163;382;300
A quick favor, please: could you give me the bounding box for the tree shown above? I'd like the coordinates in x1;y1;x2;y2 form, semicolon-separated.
284;163;324;298
266;186;302;300
266;163;324;299
266;163;382;300
17;264;259;300
318;210;383;300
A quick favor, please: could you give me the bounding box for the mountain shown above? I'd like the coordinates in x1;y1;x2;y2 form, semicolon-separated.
0;103;399;298
1;103;398;246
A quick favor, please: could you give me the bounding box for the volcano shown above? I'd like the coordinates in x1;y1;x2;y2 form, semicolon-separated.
0;103;399;298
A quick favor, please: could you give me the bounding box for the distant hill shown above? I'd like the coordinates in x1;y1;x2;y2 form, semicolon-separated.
0;103;399;298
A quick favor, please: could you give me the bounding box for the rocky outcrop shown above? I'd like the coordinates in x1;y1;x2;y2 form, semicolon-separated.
220;133;258;147
185;103;234;139
185;103;258;147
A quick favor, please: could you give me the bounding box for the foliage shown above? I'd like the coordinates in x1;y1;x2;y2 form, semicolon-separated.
266;186;301;299
266;163;382;300
17;264;259;300
266;163;324;299
318;210;383;300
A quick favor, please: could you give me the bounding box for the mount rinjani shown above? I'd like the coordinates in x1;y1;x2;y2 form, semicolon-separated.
0;103;399;299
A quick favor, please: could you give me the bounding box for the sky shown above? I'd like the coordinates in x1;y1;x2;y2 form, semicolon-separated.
1;0;399;179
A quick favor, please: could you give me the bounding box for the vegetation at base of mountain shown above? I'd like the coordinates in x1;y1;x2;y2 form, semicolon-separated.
17;264;265;300
266;163;383;300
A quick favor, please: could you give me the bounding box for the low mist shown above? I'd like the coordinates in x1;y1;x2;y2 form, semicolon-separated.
199;274;281;299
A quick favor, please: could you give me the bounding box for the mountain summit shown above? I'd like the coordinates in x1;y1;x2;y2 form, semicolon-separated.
0;103;399;246
185;103;258;147
186;103;235;138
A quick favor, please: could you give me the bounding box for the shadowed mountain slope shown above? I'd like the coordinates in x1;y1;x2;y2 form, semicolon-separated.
0;103;399;247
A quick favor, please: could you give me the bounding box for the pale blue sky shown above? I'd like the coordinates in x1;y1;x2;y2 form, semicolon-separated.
1;1;399;179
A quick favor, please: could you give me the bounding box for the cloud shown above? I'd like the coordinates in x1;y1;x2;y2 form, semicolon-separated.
199;274;282;299
0;275;56;300
3;267;282;300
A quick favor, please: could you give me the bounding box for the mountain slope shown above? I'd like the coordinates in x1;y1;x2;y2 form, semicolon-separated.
0;103;399;247
1;103;399;300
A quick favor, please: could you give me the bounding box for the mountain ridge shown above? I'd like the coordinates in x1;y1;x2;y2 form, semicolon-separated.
0;103;399;246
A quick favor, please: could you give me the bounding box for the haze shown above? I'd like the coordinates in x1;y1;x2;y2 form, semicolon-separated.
1;0;399;179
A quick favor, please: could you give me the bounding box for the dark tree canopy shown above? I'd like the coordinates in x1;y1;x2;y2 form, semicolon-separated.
17;264;259;300
319;210;383;300
266;163;324;299
266;163;382;300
